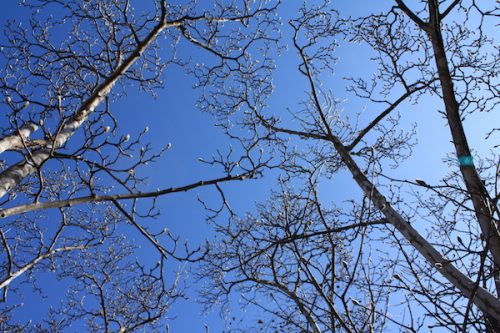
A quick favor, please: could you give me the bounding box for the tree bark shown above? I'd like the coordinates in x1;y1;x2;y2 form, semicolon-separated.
328;133;500;323
426;0;500;268
0;16;177;199
0;123;38;154
425;1;500;330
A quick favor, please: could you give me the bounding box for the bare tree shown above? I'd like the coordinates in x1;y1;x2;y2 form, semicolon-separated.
0;0;279;330
35;238;181;332
201;177;406;332
201;0;500;332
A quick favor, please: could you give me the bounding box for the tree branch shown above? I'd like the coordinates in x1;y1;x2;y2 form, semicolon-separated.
0;172;255;219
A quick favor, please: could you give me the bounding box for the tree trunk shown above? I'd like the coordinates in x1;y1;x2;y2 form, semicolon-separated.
426;1;500;330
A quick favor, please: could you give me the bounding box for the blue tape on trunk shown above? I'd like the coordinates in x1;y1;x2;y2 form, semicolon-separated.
458;155;474;167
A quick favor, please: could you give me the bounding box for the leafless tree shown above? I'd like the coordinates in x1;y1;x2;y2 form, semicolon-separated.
201;0;500;332
201;177;407;332
0;0;279;330
34;238;182;332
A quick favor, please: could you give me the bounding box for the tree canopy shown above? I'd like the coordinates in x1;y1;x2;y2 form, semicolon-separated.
0;0;499;332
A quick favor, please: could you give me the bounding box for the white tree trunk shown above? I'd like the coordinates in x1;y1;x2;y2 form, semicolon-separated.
0;123;38;154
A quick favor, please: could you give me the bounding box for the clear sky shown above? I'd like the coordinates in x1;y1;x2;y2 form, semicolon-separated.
0;1;498;332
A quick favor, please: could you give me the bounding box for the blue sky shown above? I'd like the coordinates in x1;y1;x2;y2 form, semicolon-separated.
0;0;498;332
0;1;281;331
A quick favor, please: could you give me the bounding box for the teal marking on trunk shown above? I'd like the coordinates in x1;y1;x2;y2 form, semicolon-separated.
458;155;474;167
